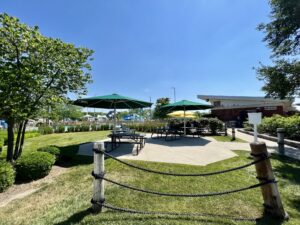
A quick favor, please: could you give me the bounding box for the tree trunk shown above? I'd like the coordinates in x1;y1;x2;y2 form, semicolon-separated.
16;120;28;159
13;121;23;160
6;118;15;162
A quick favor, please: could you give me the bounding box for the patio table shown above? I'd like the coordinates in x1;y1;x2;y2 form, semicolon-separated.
106;132;146;155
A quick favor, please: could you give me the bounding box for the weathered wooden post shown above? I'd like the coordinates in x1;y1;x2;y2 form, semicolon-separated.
231;127;235;141
250;142;288;219
92;142;105;213
277;128;285;156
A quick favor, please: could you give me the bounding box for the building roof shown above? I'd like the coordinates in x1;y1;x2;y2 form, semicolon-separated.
197;95;292;103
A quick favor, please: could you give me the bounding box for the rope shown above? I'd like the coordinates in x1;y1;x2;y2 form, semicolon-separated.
91;172;275;197
94;149;269;177
92;201;257;222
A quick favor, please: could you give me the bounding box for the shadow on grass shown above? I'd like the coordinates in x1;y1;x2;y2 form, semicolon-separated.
54;207;248;225
56;144;93;168
54;208;92;225
98;215;236;225
256;212;287;225
271;154;300;184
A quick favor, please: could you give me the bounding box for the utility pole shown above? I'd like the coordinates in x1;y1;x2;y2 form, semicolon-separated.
171;87;176;103
149;96;152;120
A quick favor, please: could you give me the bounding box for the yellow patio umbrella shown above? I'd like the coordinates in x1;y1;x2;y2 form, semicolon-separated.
167;110;196;119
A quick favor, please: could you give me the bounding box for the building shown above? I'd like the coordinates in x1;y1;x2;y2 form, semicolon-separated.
197;95;296;126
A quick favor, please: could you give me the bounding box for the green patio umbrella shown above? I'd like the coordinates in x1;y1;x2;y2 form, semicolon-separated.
161;100;213;135
73;93;152;130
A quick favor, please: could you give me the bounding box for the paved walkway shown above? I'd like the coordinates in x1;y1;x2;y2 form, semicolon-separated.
228;129;300;160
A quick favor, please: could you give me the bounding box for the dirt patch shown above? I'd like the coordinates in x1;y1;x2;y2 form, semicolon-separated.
0;165;68;207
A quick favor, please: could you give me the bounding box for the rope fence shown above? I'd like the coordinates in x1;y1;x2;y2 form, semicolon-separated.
95;148;269;177
91;201;258;222
92;171;276;197
91;141;288;220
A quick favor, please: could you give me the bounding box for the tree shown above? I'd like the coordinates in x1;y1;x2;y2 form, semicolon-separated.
256;0;300;98
257;60;300;99
258;0;300;57
0;13;93;161
39;103;84;122
153;98;170;119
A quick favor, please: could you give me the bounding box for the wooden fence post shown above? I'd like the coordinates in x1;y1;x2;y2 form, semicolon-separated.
231;127;235;141
250;142;288;219
277;128;285;156
92;142;105;213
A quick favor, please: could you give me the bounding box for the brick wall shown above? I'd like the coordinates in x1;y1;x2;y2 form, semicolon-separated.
211;106;284;122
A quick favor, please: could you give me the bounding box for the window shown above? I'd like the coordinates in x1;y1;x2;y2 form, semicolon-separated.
264;106;277;111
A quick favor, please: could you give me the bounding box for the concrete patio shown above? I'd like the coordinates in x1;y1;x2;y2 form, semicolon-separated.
78;131;300;165
78;134;245;166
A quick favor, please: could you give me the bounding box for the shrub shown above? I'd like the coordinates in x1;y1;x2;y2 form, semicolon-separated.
75;125;82;132
258;115;300;141
0;161;15;192
38;125;53;135
15;152;55;181
81;125;90;132
101;124;109;130
69;126;76;132
55;125;65;133
208;118;224;135
198;118;210;128
37;146;61;162
242;120;253;131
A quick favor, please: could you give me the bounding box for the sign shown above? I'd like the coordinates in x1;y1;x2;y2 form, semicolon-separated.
248;112;262;125
248;112;262;143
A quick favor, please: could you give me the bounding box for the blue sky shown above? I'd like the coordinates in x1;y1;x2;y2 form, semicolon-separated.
1;0;272;103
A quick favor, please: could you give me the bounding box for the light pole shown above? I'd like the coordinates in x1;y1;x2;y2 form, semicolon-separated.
171;87;176;103
149;96;152;120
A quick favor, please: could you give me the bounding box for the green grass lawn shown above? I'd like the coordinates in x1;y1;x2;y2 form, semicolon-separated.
0;131;110;159
212;135;247;143
0;132;299;225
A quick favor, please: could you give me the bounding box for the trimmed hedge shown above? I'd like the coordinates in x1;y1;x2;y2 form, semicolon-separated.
127;122;166;133
258;115;300;141
0;161;15;192
37;146;61;162
38;125;53;135
15;152;55;181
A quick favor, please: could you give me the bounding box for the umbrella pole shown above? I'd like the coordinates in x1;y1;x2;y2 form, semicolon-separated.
184;108;186;136
113;104;116;132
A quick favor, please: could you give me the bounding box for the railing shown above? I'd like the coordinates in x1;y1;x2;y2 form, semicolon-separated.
91;141;289;221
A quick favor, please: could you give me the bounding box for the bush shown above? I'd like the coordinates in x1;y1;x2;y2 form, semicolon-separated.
208;118;224;135
91;124;97;131
55;125;65;133
81;125;90;132
258;115;300;141
38;125;53;135
66;126;76;132
37;146;61;162
15;152;55;181
198;118;223;134
101;124;110;130
242;120;253;131
0;161;15;192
